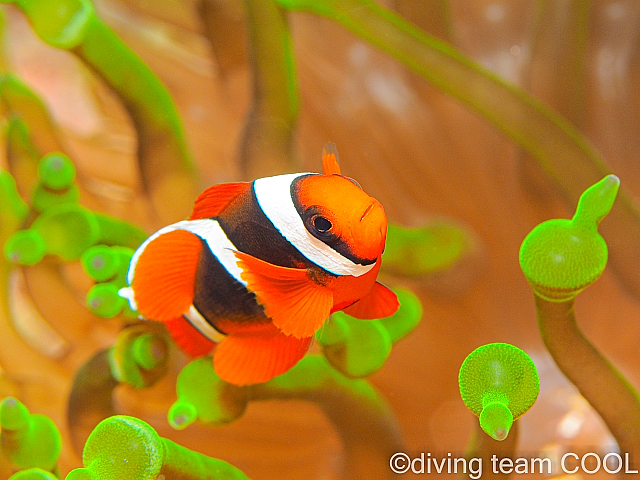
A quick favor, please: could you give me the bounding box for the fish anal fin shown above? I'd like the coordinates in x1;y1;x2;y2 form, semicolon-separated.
189;182;251;220
165;316;216;357
342;282;399;319
322;142;341;175
214;328;312;385
132;230;201;321
234;250;334;338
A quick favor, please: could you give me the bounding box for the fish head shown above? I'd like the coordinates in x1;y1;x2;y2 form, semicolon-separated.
293;174;388;266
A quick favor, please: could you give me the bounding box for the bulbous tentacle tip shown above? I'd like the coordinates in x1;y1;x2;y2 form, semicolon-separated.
7;468;59;480
81;245;120;282
519;217;608;301
82;416;163;480
65;469;96;480
38;153;76;190
0;396;30;431
132;333;168;370
4;230;46;266
479;402;513;441
459;343;538;441
168;401;198;430
573;174;620;228
519;176;619;300
86;283;125;318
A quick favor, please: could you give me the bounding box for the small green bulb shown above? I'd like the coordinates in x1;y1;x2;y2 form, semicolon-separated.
81;245;120;282
37;153;76;190
4;230;46;265
171;357;249;427
382;222;473;278
479;402;513;441
520;175;619;301
317;311;392;378
7;469;59;480
317;288;421;378
8;468;59;480
0;397;30;430
459;343;539;441
65;470;96;480
0;397;62;471
132;334;167;370
168;401;198;430
86;283;125;318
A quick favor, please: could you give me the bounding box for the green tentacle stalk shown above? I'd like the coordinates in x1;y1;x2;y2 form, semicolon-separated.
0;397;62;472
520;175;640;473
3;0;199;223
170;355;402;480
66;415;250;480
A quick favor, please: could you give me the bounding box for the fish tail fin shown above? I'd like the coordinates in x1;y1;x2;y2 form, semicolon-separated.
130;229;202;321
214;327;312;386
165;316;217;357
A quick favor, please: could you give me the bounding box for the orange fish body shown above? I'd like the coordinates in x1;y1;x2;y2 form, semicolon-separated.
120;145;398;385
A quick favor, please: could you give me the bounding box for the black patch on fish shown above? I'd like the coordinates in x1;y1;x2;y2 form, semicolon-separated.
219;182;316;269
193;238;264;329
290;175;377;267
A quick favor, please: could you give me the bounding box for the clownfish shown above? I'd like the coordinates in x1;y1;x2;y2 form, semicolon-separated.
120;144;398;385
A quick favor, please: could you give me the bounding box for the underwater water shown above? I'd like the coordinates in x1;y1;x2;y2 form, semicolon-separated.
2;0;640;479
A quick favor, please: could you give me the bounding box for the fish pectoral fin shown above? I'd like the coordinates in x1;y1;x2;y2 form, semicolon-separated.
234;250;334;338
214;328;312;386
342;282;399;319
322;142;341;175
189;182;251;220
131;230;202;321
165;316;216;357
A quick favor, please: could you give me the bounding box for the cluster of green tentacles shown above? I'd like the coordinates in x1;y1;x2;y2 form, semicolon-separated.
0;396;250;480
458;175;621;443
1;138;426;478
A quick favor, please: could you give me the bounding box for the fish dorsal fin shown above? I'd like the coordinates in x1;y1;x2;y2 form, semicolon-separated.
234;250;334;338
322;142;341;175
189;182;251;220
342;281;399;319
130;229;202;321
214;325;312;385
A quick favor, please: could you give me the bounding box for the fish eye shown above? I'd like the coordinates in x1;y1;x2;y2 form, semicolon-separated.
313;215;332;233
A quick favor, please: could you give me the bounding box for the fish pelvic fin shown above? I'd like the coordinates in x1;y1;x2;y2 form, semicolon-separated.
342;281;399;319
189;182;251;220
233;250;334;338
131;229;202;321
214;326;312;385
165;316;216;357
